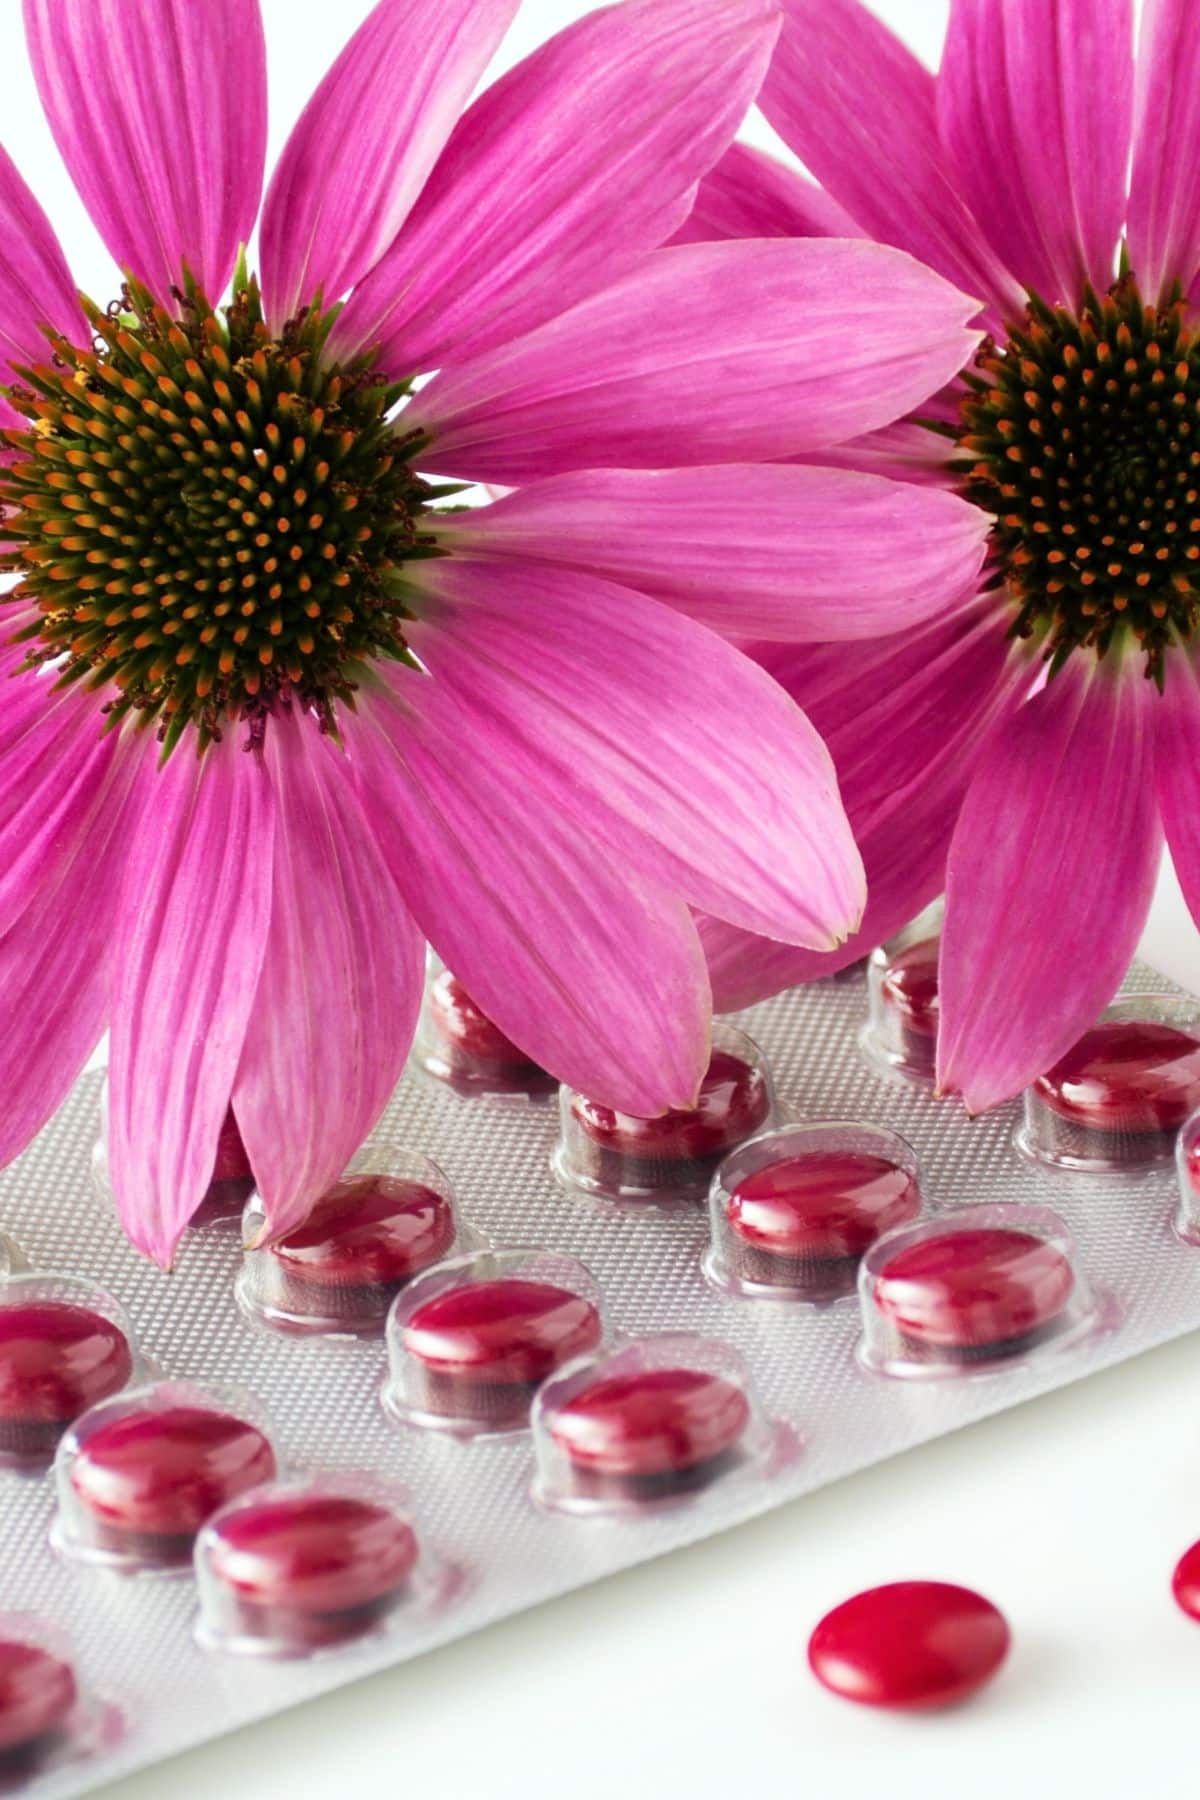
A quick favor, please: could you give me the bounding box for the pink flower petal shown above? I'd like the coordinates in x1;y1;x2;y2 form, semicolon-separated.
410;240;982;484
0;144;85;376
759;0;1022;328
440;464;988;641
670;140;864;244
260;0;519;325
351;671;712;1116
1129;0;1200;300
1156;649;1200;928
938;0;1132;306
701;596;1027;1007
0;724;150;1169
107;731;275;1265
231;714;425;1242
332;0;780;377
938;657;1162;1113
23;0;267;304
404;556;864;948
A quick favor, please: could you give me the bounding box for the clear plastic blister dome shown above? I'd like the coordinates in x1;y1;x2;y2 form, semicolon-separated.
52;1378;277;1573
860;900;944;1085
194;1471;458;1660
1017;994;1200;1174
382;1247;606;1438
531;1332;784;1516
0;1274;141;1472
705;1121;924;1302
411;952;558;1102
1174;1106;1200;1244
0;1612;120;1781
857;1203;1100;1379
236;1142;480;1339
552;1022;774;1204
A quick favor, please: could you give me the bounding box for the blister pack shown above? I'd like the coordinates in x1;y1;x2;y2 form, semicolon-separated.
4;939;1200;1795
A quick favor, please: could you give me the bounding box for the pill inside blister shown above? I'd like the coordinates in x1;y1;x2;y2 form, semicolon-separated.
383;1250;605;1436
706;1122;923;1300
0;1279;136;1470
1173;1108;1200;1244
858;1205;1089;1377
861;904;943;1084
552;1024;773;1203
412;956;556;1100
93;1101;254;1233
54;1382;276;1571
238;1154;463;1337
808;1581;1010;1710
0;1631;77;1772
532;1334;768;1514
1018;998;1200;1173
195;1478;421;1656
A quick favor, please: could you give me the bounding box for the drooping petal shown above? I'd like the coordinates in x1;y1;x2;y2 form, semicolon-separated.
938;656;1162;1113
333;0;779;377
410;240;982;484
670;140;863;244
759;0;1022;326
1156;646;1200;927
1128;0;1200;301
701;596;1028;1007
107;732;274;1265
404;556;864;947
260;0;520;325
0;144;85;376
0;723;151;1169
232;715;425;1243
938;0;1133;306
439;464;988;641
23;0;267;304
351;670;712;1116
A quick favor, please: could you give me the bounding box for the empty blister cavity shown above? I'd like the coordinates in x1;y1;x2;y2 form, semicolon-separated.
194;1473;452;1658
0;1276;139;1472
94;1094;253;1232
861;902;943;1085
0;1613;117;1781
1017;995;1200;1173
552;1023;774;1204
531;1332;776;1515
53;1379;277;1572
412;954;556;1101
237;1144;474;1338
705;1122;924;1301
383;1248;605;1437
858;1203;1096;1378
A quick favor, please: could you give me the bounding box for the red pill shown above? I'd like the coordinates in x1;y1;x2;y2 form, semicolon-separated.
1172;1539;1200;1621
809;1581;1010;1709
873;1229;1074;1362
191;1107;256;1226
726;1152;920;1293
403;1279;603;1428
427;970;555;1093
1185;1135;1200;1202
0;1302;133;1465
264;1177;456;1327
548;1367;750;1502
879;937;940;1076
1034;1020;1200;1160
69;1405;276;1566
0;1639;77;1764
204;1493;419;1651
571;1051;770;1195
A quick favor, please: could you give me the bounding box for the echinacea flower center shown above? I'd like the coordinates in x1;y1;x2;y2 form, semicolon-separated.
0;273;435;753
957;275;1200;681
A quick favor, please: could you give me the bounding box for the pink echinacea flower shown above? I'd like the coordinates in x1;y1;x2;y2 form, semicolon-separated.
687;0;1200;1112
0;0;983;1261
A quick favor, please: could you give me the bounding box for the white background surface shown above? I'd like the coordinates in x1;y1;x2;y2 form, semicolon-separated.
4;0;1198;1794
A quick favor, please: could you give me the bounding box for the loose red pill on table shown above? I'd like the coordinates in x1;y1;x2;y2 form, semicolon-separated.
570;1050;770;1194
727;1152;920;1291
548;1367;750;1502
69;1405;276;1566
403;1279;603;1428
1172;1539;1200;1621
0;1638;77;1760
873;1228;1074;1361
204;1493;419;1651
0;1302;133;1464
879;937;940;1075
1035;1020;1200;1136
264;1177;456;1326
427;970;554;1091
808;1581;1010;1709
